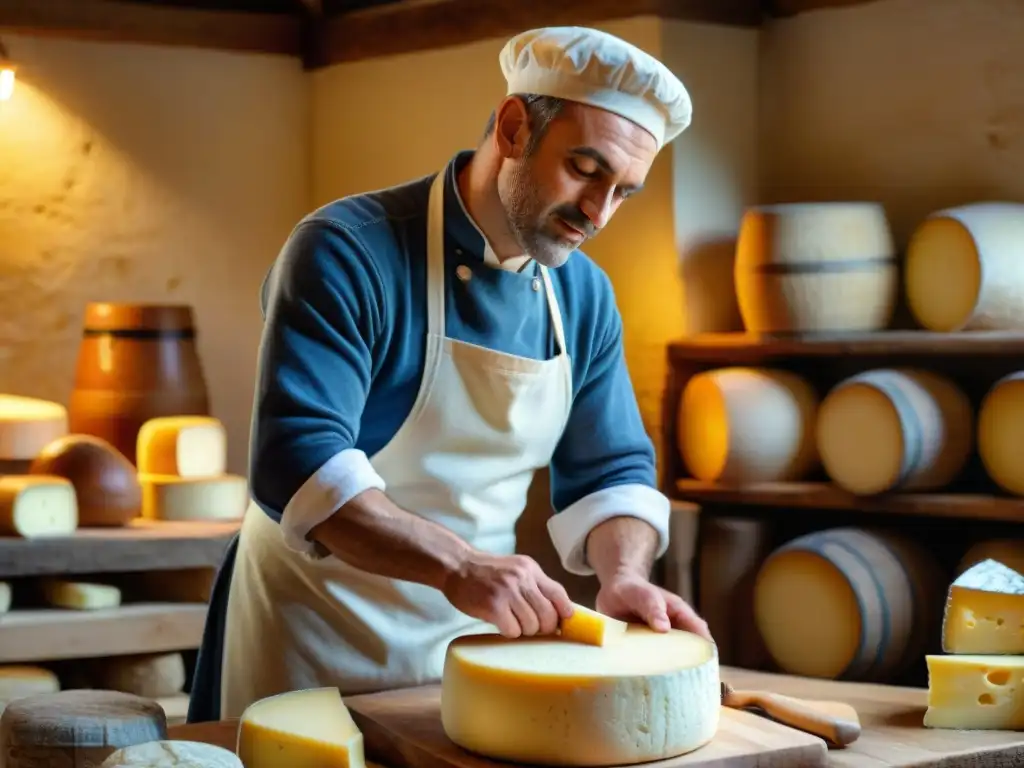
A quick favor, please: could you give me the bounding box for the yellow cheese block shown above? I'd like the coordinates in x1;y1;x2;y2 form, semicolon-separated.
924;654;1024;730
815;368;972;495
236;687;366;768
136;416;227;479
978;373;1024;496
943;558;1024;654
440;626;719;766
0;475;78;538
139;474;248;521
559;604;628;646
906;202;1024;332
40;579;122;611
679;367;819;484
0;394;68;461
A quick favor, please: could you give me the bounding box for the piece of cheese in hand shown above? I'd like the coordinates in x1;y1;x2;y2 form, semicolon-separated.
40;579;122;610
0;475;78;538
559;603;629;646
139;474;248;521
136;416;227;479
237;687;366;768
943;558;1024;654
924;654;1024;730
441;626;719;766
101;739;242;767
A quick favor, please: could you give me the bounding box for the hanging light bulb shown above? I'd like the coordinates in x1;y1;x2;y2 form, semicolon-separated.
0;39;16;102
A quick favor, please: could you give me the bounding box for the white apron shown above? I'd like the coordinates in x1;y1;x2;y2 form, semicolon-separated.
220;171;573;717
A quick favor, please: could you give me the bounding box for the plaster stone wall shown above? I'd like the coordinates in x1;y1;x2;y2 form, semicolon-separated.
0;34;309;474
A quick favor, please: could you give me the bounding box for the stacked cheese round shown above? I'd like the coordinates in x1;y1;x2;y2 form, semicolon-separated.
734;202;897;334
441;627;719;766
956;539;1024;578
905;202;1024;332
816;368;973;495
978;373;1024;496
679;367;819;484
753;527;945;681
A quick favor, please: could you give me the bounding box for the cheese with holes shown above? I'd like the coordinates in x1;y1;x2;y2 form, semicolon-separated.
0;667;60;708
40;579;122;610
136;416;227;479
0;475;78;538
679;367;818;484
978;373;1024;496
559;604;628;646
95;653;186;699
441;627;719;766
237;687;366;768
139;474;248;521
816;368;972;495
943;559;1024;654
906;202;1024;332
0;689;167;767
924;654;1024;730
102;739;242;767
0;394;69;461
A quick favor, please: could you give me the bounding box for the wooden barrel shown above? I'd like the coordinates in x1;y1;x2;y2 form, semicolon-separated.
906;202;1024;332
815;368;973;495
978;372;1024;496
753;527;945;682
734;202;897;335
679;367;819;484
68;303;210;465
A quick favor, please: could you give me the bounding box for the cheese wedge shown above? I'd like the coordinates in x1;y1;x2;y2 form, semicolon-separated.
0;475;78;538
925;654;1024;730
236;687;366;768
943;559;1024;654
136;416;227;479
559;604;628;646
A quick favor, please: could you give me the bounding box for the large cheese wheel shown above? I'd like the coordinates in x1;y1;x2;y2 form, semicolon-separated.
679;367;818;484
978;373;1024;496
0;667;60;710
101;739;242;767
0;690;168;767
816;368;972;495
0;394;69;461
905;202;1024;332
0;475;78;538
734;202;897;334
753;527;945;681
139;474;248;521
136;416;227;479
440;627;719;766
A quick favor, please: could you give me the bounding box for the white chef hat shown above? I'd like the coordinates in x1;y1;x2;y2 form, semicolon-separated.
498;26;692;149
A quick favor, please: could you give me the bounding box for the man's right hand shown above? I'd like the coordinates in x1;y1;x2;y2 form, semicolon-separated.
443;552;574;638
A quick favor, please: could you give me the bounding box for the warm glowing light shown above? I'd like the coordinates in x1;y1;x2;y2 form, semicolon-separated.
0;68;14;102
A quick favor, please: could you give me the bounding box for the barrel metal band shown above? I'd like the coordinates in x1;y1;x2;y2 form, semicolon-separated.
82;328;195;340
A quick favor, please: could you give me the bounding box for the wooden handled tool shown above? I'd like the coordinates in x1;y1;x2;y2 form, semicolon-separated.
721;682;862;747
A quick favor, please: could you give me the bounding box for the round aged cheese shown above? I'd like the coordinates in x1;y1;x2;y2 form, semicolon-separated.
816;368;972;495
754;527;945;681
0;395;69;461
136;416;227;479
40;579;122;610
978;373;1024;496
139;474;248;521
734;202;897;334
30;434;141;527
905;202;1024;332
679;367;819;484
0;667;60;709
0;689;168;767
440;626;719;766
101;739;242;767
95;654;186;699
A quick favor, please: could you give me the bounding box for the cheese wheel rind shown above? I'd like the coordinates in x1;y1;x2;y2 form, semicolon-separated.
441;627;720;766
101;739;242;767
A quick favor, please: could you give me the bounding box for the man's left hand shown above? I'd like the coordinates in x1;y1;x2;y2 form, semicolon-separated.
596;570;712;641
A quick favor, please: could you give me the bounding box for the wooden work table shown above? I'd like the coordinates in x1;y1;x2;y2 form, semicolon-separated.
168;665;1024;767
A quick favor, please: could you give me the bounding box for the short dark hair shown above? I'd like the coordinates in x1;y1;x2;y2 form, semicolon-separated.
482;94;566;154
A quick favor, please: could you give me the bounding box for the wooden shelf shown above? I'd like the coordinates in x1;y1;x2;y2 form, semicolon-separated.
674;479;1024;523
0;520;240;579
668;330;1024;365
0;603;208;663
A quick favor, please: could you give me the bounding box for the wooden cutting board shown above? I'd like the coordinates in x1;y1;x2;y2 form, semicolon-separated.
344;684;828;768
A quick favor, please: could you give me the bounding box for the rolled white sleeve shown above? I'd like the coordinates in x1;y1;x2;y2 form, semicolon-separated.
546;483;671;576
280;448;386;557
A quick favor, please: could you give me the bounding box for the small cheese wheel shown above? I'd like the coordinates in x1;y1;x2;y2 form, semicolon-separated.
40;580;122;610
237;687;366;768
0;667;60;706
136;416;227;479
139;474;248;521
0;394;69;461
441;627;720;766
0;475;78;538
816;368;972;495
957;539;1024;577
559;604;628;646
753;527;945;681
978;373;1024;496
0;689;168;767
680;367;818;484
94;654;186;699
905;202;1024;332
101;739;242;767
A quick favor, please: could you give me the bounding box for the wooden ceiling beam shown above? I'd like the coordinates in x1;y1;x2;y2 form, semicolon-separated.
0;0;304;56
320;0;763;66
